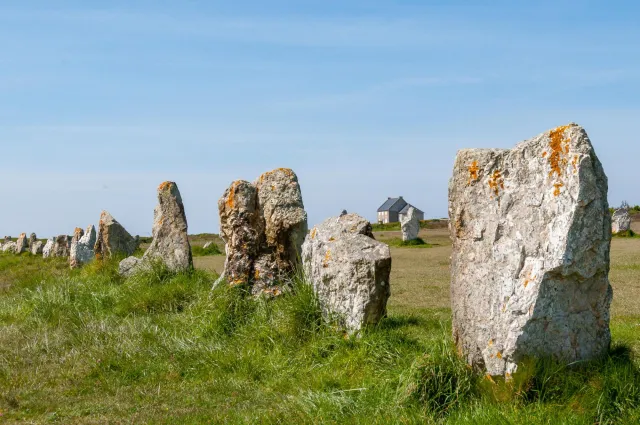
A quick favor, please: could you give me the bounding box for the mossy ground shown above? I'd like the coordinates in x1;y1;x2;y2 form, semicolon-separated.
2;227;640;424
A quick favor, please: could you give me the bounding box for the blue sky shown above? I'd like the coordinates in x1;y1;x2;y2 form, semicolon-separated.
1;1;639;237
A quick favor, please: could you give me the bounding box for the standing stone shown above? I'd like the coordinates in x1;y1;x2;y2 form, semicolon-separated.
119;182;192;276
612;208;631;234
94;211;138;259
217;168;308;295
30;240;44;255
70;225;97;269
448;123;612;376
2;242;16;253
400;207;420;241
302;213;391;332
28;233;37;249
53;235;71;258
3;236;11;243
42;238;55;258
203;241;213;249
14;233;28;254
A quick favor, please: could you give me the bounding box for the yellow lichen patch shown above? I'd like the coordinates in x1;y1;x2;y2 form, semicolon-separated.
329;237;335;242
488;169;504;197
226;181;240;209
254;269;260;280
548;125;572;178
310;228;317;240
485;374;496;384
542;151;548;158
322;249;332;268
553;182;564;197
572;155;579;173
158;181;173;191
496;351;503;359
467;160;480;185
488;339;494;347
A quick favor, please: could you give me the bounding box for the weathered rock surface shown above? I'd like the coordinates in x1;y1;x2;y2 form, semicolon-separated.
2;242;16;253
120;182;192;276
401;207;420;241
217;169;308;294
448;123;612;376
94;211;138;259
14;233;28;254
53;235;71;258
28;233;37;249
70;225;97;269
42;238;55;258
302;213;392;332
612;208;631;234
30;240;44;255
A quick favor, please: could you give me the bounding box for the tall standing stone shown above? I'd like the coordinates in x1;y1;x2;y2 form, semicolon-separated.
70;225;97;269
14;233;28;254
53;235;71;258
449;123;612;376
217;168;307;295
94;211;138;259
28;233;37;249
30;240;44;255
2;242;16;253
42;238;55;258
119;182;193;276
612;208;631;234
400;207;420;241
302;213;391;332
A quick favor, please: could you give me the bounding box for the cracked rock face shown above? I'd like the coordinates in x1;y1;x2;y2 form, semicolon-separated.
448;123;612;376
94;211;138;259
218;168;307;294
119;182;192;276
302;213;391;333
70;225;97;269
401;207;420;241
611;208;631;234
14;233;27;254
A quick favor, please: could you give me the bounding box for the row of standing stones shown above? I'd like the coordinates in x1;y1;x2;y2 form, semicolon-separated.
0;123;623;377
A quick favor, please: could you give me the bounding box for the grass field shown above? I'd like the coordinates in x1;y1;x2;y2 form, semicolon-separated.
1;224;640;423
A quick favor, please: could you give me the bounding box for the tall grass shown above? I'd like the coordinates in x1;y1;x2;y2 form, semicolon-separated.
1;253;640;424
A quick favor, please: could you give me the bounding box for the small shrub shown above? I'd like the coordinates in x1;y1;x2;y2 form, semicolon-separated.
613;230;638;238
192;244;223;257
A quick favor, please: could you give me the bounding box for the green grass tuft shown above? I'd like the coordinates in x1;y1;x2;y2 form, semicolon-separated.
192;243;224;257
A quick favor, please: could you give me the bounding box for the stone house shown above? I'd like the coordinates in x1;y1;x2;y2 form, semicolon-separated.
376;196;424;224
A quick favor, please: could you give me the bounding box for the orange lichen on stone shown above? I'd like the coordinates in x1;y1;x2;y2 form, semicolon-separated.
254;269;260;280
259;168;295;184
488;169;504;197
158;181;173;191
488;339;494;347
542;151;548;158
467;160;480;185
572;155;579;173
226;181;240;209
553;182;564;197
548;125;572;178
322;249;332;268
496;351;503;359
485;374;496;384
310;228;317;240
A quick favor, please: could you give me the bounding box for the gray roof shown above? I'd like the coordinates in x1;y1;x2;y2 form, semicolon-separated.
399;204;424;215
377;197;408;213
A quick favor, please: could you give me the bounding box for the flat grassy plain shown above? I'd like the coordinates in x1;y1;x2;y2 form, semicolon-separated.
1;224;640;424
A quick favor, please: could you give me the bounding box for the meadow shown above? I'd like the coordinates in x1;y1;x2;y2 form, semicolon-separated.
1;224;640;424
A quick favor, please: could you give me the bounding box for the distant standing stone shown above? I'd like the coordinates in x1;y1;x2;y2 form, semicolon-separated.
70;225;97;269
449;123;612;376
53;235;71;258
28;233;37;249
94;211;138;259
2;241;16;253
612;208;631;234
120;182;193;276
400;207;420;241
42;238;55;258
14;233;28;254
302;213;391;333
203;241;213;249
30;240;44;255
